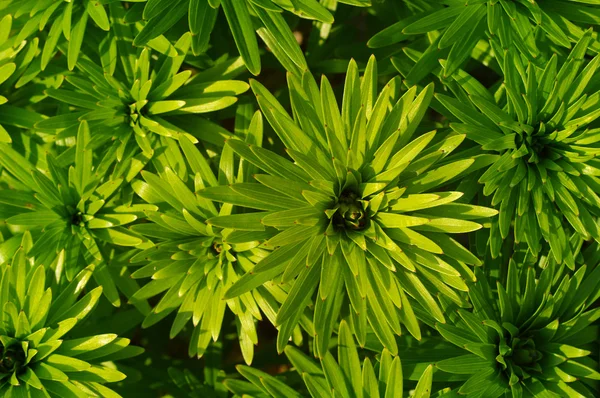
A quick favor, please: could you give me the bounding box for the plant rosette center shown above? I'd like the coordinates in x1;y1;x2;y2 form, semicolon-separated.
496;332;543;383
333;190;369;231
210;239;236;263
0;344;26;375
128;101;148;127
514;131;553;164
71;210;85;227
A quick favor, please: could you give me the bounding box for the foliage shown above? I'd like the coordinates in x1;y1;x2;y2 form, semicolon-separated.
0;233;142;397
203;56;497;357
226;320;435;398
404;240;600;397
369;0;600;82
436;31;600;269
0;1;599;397
131;0;371;74
127;133;270;364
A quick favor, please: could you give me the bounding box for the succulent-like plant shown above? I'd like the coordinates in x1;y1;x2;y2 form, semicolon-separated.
0;233;142;397
34;11;248;164
412;244;600;397
200;56;498;356
127;128;277;363
435;31;600;268
2;1;600;396
0;122;151;307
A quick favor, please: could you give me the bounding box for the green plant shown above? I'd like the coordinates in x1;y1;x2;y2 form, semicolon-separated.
0;233;142;397
369;0;600;81
408;242;600;397
2;0;118;70
201;56;498;357
0;123;149;307
1;2;600;397
226;320;435;398
35;12;248;163
127;133;271;363
132;0;371;74
435;31;600;269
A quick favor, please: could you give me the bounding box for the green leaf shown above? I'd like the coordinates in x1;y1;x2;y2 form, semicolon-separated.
134;0;188;46
439;5;485;49
222;0;261;75
46;354;91;372
322;353;352;397
225;242;304;299
68;11;89;70
413;364;433;398
435;354;490;374
403;7;464;35
59;334;118;356
251;5;307;70
87;0;110;31
93;227;142;246
404;159;475;194
207;212;267;231
413;218;482;234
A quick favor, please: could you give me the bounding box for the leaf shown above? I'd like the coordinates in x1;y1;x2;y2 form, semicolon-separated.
439;4;485;49
93;227;142;246
413;364;433;398
143;0;173;20
384;357;403;398
337;320;362;397
134;0;188;46
87;0;110;31
403;7;464;35
251;5;307;70
404;159;475;194
147;100;187;115
375;213;430;228
31;362;68;381
59;334;118;356
208;212;267;231
7;211;61;228
200;184;289;211
435;354;490;374
225;242;303;299
46;354;91;372
413;218;482;234
222;0;261;75
68;11;89;70
276;262;320;325
321;353;352;397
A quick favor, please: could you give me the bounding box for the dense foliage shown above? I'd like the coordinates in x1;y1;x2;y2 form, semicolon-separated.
0;1;599;397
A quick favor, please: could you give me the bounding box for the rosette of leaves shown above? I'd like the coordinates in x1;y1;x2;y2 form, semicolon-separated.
0;233;143;397
435;31;600;269
368;0;600;83
35;22;248;163
0;122;152;307
200;56;498;356
127;130;274;364
225;320;435;398
419;245;600;398
1;0;120;70
131;0;370;74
